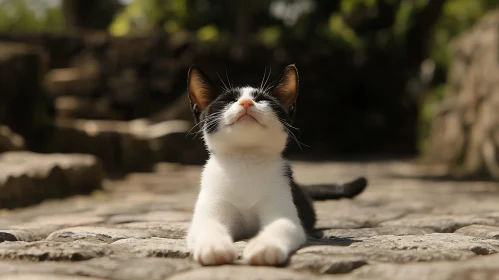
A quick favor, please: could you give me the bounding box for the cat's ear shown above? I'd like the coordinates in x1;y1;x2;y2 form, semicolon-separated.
188;66;216;113
272;64;299;112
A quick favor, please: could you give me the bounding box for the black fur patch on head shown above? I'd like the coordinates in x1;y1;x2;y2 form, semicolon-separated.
253;89;294;127
188;65;299;137
200;88;238;134
199;87;295;135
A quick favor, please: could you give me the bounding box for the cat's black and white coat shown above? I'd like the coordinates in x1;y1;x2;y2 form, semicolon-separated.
186;64;367;266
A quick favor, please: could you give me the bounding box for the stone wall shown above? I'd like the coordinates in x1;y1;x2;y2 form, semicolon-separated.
1;31;420;168
0;43;47;138
0;32;185;121
426;10;499;179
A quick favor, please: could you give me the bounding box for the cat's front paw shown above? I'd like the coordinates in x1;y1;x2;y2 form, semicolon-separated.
193;237;237;266
243;238;287;266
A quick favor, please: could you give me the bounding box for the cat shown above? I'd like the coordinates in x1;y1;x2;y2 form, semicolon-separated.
185;64;367;266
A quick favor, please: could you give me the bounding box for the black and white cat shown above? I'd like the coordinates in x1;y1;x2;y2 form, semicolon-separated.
186;64;367;266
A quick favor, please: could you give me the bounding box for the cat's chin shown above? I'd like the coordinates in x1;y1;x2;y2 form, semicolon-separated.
234;116;259;126
229;115;265;128
237;115;257;122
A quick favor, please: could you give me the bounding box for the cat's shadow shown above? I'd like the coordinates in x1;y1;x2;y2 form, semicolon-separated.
272;231;362;267
304;236;360;247
271;230;363;267
231;229;363;266
306;228;362;246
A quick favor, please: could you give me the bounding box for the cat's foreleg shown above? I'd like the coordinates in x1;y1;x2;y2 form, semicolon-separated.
243;198;306;266
187;200;238;265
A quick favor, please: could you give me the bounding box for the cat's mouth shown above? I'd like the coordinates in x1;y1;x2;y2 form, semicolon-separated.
236;114;257;122
229;113;264;127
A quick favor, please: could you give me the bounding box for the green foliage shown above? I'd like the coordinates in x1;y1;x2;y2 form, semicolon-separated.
431;0;498;70
2;0;498;153
0;0;63;32
197;24;220;42
326;13;363;49
392;0;413;42
109;0;148;36
341;0;377;14
110;0;192;36
257;26;281;47
107;0;498;157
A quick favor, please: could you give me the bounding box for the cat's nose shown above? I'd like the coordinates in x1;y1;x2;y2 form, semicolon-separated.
239;99;254;110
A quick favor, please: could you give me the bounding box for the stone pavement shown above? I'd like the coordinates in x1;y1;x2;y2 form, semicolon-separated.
1;160;499;280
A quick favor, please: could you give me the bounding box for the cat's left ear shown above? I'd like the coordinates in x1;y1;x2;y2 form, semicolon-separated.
272;64;299;116
187;66;216;123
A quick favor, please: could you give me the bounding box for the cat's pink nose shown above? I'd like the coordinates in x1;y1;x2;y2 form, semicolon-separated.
239;99;254;110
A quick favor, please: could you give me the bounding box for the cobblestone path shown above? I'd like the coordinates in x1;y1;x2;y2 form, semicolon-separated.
1;160;499;280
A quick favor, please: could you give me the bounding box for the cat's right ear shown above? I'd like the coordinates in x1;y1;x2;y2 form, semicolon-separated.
187;66;216;121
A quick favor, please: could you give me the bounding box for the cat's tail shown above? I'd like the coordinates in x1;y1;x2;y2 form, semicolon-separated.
302;177;368;201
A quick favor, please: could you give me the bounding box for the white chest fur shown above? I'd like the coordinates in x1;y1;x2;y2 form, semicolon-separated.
201;156;289;210
187;155;306;266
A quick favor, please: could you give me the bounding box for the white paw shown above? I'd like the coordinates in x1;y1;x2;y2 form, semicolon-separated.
193;238;237;266
243;238;288;266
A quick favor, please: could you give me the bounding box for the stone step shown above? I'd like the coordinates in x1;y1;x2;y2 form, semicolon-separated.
34;118;207;173
0;152;103;209
0;126;25;153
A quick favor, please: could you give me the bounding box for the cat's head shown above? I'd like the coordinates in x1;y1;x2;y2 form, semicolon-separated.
187;64;299;157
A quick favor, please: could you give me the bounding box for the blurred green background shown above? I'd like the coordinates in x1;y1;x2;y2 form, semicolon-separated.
0;0;498;163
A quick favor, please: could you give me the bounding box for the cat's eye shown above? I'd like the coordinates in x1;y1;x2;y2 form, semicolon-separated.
217;100;233;105
216;95;237;103
254;95;266;103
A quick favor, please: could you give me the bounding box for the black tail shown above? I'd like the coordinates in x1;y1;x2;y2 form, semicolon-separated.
303;177;368;201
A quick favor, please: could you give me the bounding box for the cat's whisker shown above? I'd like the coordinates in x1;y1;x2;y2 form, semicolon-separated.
262;68;272;91
278;118;300;131
187;113;224;137
189;113;221;131
259;67;267;91
217;73;229;91
285;127;307;150
187;121;208;136
202;117;222;131
225;66;233;89
264;80;278;93
202;117;221;129
254;112;300;131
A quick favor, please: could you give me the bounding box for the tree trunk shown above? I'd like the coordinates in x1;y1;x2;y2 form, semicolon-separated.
62;0;121;30
405;0;447;68
230;0;253;60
